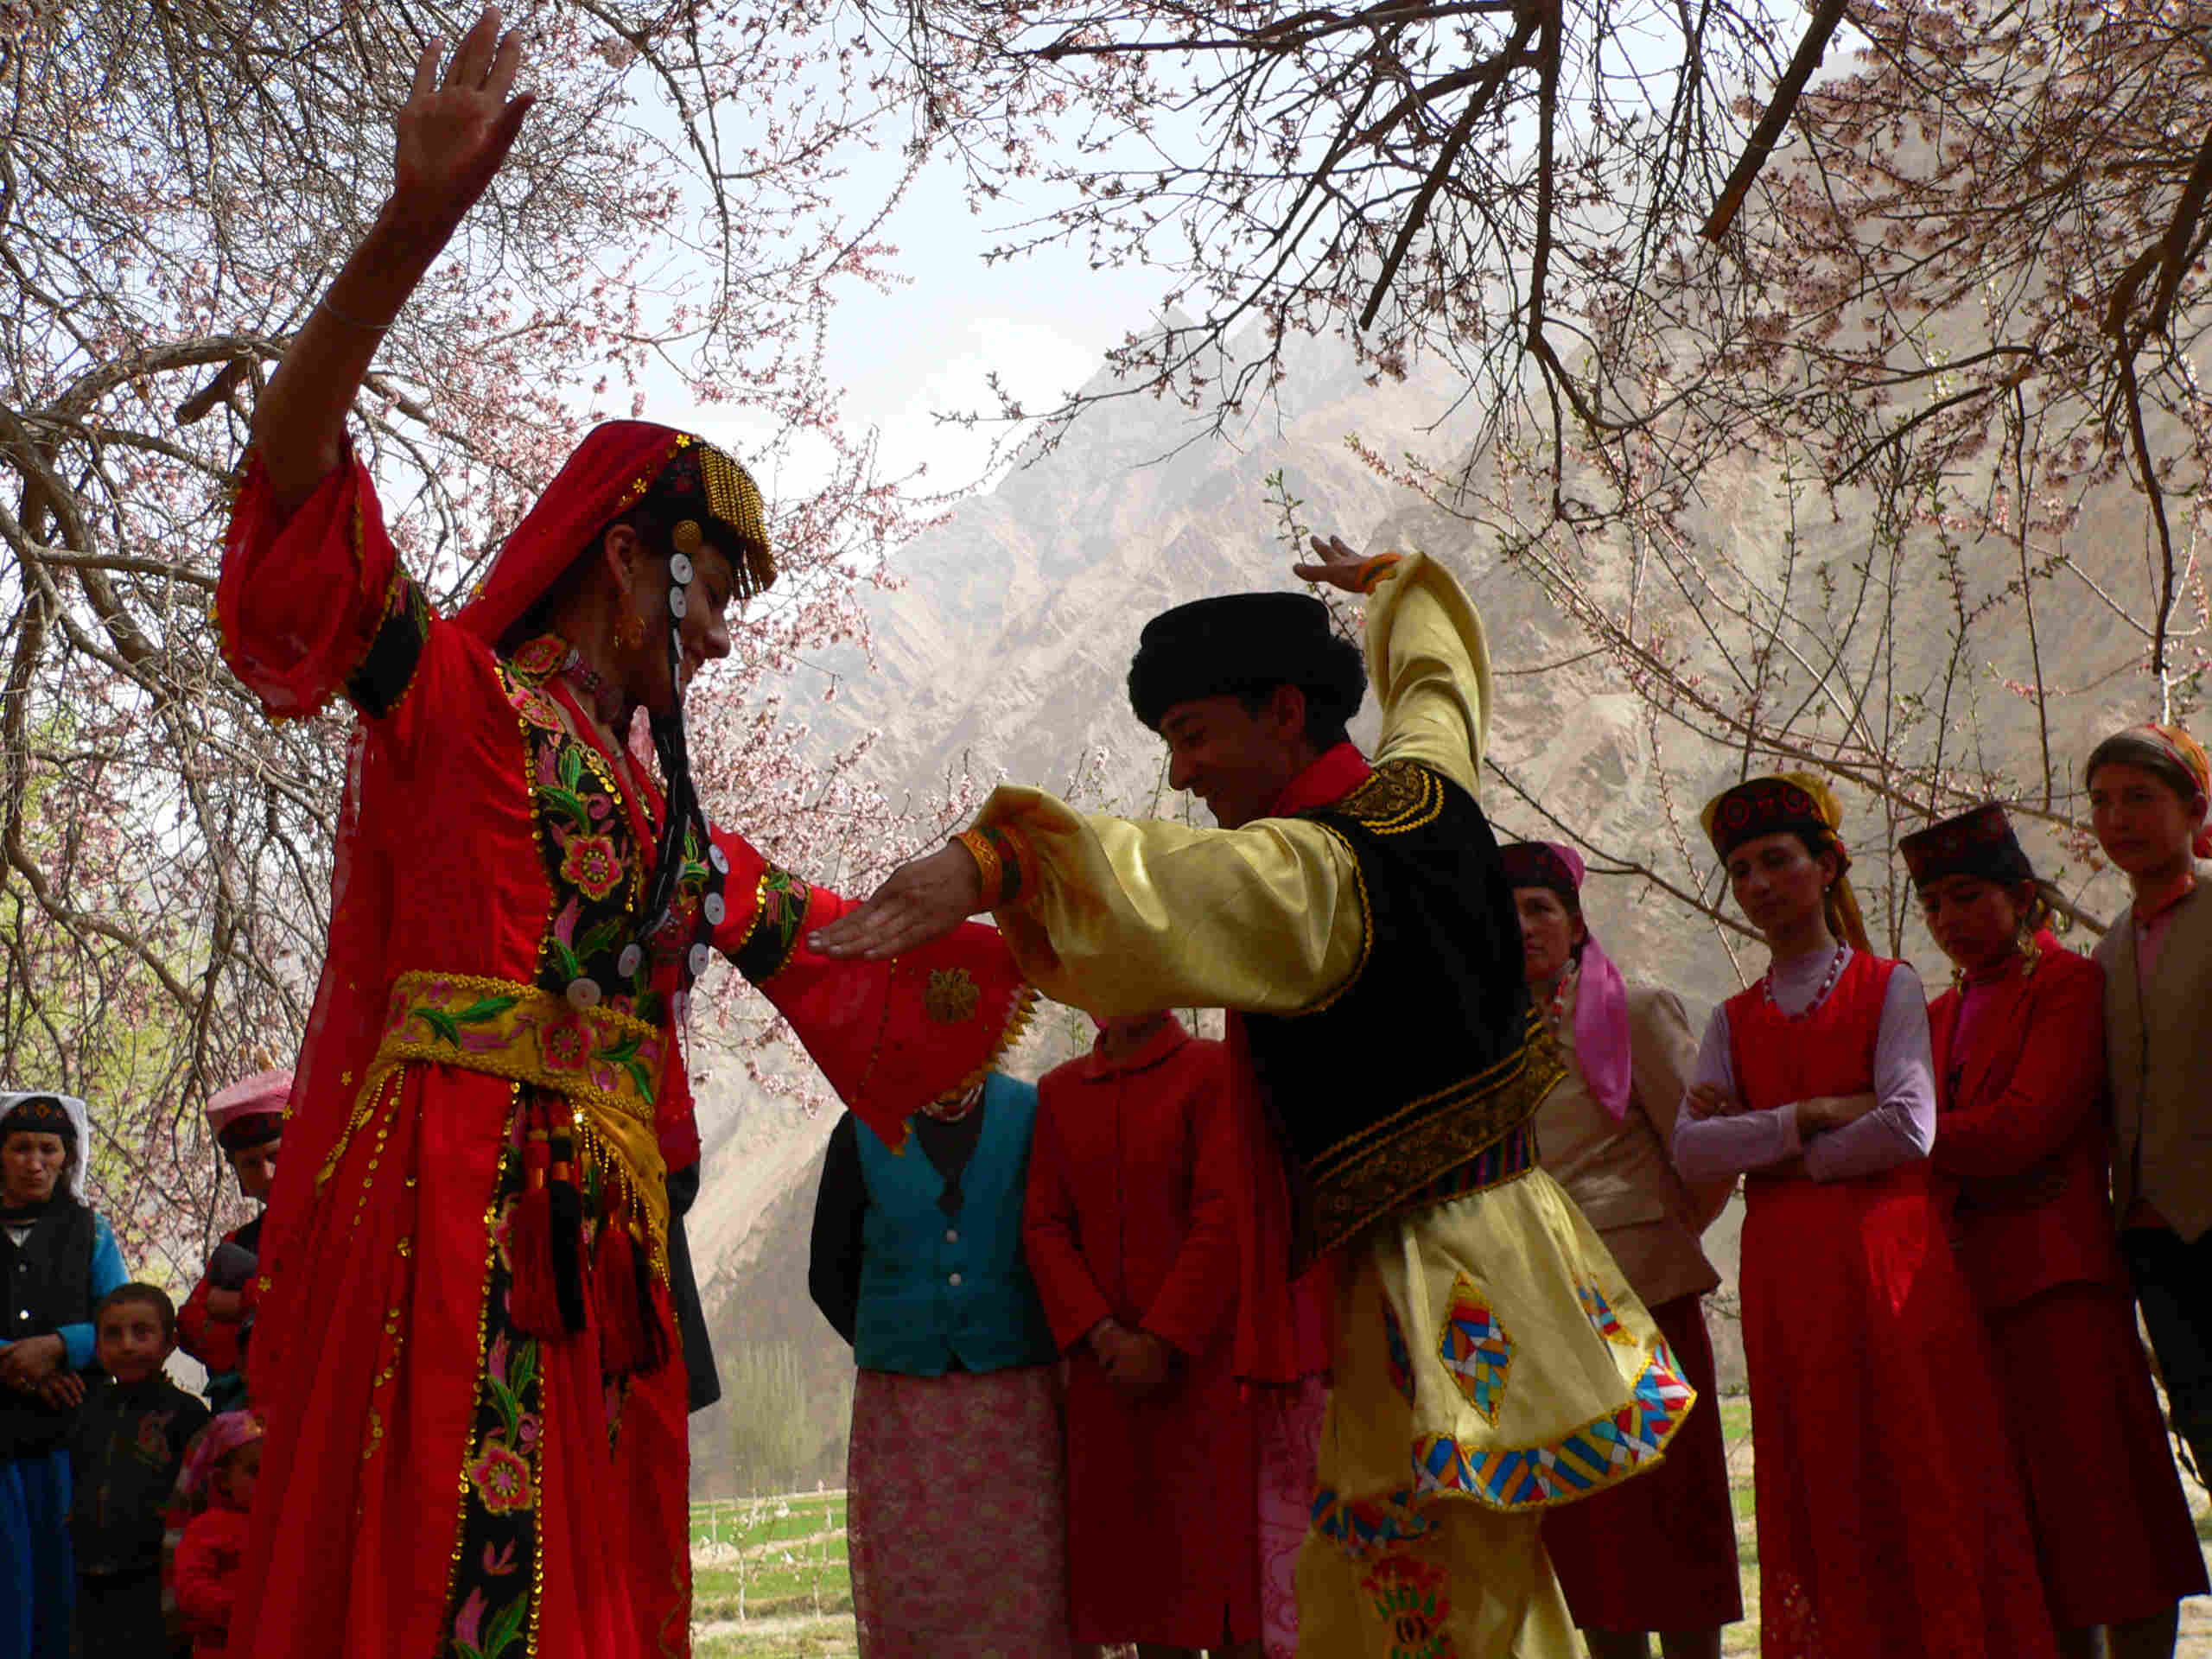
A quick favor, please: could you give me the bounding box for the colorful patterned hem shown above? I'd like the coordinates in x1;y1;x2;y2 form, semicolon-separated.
1410;1343;1692;1511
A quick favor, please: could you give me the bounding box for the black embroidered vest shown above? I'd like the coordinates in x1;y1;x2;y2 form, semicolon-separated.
1245;760;1565;1256
1;1198;96;1458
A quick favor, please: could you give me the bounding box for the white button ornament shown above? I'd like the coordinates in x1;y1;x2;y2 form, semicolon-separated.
617;944;644;979
668;588;688;619
688;943;711;977
709;844;729;874
703;893;726;926
670;552;695;586
565;977;601;1009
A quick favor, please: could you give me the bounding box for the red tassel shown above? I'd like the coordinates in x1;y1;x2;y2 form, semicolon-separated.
594;1208;653;1376
506;1128;563;1338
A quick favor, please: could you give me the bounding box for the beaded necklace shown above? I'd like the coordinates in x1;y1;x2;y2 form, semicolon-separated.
1543;957;1578;1033
1761;943;1847;1021
560;649;632;730
921;1082;985;1124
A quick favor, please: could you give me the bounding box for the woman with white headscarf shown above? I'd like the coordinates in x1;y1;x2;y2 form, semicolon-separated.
0;1090;129;1659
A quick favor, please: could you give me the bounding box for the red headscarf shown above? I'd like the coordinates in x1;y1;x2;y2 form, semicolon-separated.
457;421;772;648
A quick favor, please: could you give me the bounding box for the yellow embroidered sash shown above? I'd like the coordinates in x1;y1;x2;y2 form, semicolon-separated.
331;971;671;1267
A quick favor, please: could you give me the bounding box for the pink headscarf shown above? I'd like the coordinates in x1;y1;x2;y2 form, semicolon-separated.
1505;842;1633;1122
175;1410;263;1516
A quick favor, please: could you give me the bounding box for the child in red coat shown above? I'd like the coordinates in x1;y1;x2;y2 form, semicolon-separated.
170;1412;261;1658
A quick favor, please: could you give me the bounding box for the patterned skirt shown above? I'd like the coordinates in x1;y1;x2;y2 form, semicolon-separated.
1256;1376;1331;1659
1298;1166;1693;1657
847;1365;1080;1659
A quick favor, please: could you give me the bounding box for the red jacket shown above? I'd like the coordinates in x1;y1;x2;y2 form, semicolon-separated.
175;1504;251;1657
175;1221;260;1380
1024;1016;1260;1645
1928;935;2129;1310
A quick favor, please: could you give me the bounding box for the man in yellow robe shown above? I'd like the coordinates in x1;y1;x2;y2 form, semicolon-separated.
815;536;1694;1657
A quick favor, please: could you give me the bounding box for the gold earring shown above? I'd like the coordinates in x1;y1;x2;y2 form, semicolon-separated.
619;611;645;651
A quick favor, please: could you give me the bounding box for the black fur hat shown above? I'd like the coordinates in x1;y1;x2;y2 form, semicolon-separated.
1126;593;1366;734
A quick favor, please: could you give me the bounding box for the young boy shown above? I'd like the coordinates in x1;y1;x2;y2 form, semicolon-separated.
176;1070;287;1412
2087;721;2212;1486
69;1283;210;1656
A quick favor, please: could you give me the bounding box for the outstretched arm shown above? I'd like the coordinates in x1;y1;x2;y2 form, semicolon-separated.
255;9;533;517
810;532;1479;988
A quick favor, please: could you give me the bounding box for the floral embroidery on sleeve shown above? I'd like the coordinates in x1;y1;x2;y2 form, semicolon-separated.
731;865;812;983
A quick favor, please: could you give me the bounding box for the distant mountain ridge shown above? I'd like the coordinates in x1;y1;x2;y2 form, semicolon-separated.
683;307;2175;1484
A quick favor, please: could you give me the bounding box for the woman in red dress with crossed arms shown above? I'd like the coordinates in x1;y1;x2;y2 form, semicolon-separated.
1671;774;2056;1659
1904;804;2205;1659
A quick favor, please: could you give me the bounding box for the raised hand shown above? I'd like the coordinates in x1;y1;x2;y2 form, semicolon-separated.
254;7;536;512
391;8;535;238
808;842;984;962
1291;532;1380;593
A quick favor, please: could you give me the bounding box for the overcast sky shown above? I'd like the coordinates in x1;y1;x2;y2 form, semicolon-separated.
637;122;1175;509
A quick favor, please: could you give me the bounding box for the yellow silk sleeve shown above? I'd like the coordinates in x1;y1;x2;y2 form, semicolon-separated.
1364;550;1491;795
969;549;1491;1015
969;788;1364;1017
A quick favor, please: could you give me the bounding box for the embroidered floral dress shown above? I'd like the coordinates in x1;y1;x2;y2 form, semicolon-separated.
215;431;1029;1659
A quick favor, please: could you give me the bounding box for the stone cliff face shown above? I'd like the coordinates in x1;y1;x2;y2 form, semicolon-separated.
684;315;2175;1462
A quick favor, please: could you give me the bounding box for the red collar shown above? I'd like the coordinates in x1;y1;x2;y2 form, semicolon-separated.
1081;1015;1192;1081
1960;928;2062;988
2133;870;2198;927
1266;741;1372;818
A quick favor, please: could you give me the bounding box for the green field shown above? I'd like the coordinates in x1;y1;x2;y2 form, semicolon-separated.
688;1399;2212;1657
690;1493;852;1625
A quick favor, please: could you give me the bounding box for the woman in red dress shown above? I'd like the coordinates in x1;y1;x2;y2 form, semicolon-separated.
219;16;1031;1656
1904;804;2206;1659
1671;773;2056;1659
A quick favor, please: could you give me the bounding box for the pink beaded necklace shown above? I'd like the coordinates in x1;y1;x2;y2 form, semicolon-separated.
1760;944;1847;1021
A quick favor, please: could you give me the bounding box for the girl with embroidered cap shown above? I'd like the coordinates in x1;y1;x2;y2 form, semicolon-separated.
2084;721;2212;1499
1502;843;1741;1659
176;1069;289;1413
0;1090;127;1659
1672;774;2056;1659
1904;803;2205;1659
217;14;1034;1656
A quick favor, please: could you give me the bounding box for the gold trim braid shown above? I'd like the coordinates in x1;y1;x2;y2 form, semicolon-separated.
327;971;671;1267
1306;1008;1567;1255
